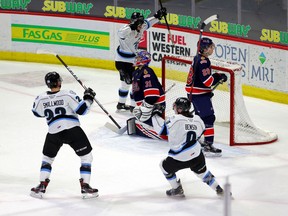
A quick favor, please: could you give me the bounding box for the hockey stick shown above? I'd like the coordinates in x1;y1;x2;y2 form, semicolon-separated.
36;49;125;134
211;78;224;91
189;14;219;101
165;82;176;93
196;14;219;53
159;0;174;46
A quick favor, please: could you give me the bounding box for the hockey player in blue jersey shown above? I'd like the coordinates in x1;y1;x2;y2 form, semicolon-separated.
30;72;98;199
115;8;167;111
185;37;227;157
127;50;168;140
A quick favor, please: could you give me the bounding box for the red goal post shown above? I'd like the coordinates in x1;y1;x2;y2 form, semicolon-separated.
161;55;278;146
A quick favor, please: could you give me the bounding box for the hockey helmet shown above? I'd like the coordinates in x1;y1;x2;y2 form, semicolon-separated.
45;71;62;88
134;50;151;66
130;12;144;25
173;97;191;113
198;37;214;53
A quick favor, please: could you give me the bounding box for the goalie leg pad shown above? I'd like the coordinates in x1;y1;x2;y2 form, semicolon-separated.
127;117;136;135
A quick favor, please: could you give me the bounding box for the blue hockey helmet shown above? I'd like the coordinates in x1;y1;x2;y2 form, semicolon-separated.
134;50;151;66
45;71;62;88
198;37;214;53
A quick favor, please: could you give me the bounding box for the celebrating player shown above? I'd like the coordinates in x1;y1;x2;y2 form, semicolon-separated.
127;50;168;140
186;37;227;156
115;8;167;111
159;97;226;197
30;72;98;199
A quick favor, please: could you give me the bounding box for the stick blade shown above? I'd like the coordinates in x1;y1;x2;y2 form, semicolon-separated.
104;122;127;135
203;14;219;25
36;49;56;56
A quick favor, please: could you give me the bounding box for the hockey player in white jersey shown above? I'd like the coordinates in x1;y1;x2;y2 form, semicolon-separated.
159;97;226;197
115;8;167;111
30;71;98;199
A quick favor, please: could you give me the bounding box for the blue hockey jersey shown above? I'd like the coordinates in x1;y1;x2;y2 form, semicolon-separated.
131;65;165;106
186;54;222;95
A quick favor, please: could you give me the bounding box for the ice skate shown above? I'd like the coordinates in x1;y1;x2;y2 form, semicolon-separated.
166;180;185;197
129;106;135;113
116;102;130;112
30;178;50;199
216;185;232;197
80;178;99;199
201;141;222;157
216;185;224;196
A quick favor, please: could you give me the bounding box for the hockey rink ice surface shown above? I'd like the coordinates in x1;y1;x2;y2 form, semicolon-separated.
0;60;288;216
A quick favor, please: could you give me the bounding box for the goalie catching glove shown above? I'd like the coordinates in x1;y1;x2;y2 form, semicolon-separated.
83;87;96;103
133;101;154;122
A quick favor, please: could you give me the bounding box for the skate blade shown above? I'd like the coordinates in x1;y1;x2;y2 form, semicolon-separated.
203;152;222;157
217;193;234;200
116;109;130;113
82;192;99;199
30;191;44;199
167;194;185;198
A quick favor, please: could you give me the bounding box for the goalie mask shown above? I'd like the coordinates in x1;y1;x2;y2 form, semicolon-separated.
198;37;214;54
134;50;151;67
173;97;191;113
130;12;144;26
45;71;62;88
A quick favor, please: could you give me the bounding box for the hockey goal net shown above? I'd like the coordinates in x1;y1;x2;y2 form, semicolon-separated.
161;56;278;146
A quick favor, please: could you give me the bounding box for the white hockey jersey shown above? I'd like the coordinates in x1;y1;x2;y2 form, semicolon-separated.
166;114;205;161
115;16;159;63
32;90;92;134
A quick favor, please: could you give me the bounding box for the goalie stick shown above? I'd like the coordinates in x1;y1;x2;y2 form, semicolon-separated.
189;14;219;100
36;49;124;134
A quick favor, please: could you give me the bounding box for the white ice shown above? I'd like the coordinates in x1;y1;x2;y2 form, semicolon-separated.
0;60;288;216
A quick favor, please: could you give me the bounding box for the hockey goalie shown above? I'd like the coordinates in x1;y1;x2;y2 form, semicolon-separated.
127;50;168;140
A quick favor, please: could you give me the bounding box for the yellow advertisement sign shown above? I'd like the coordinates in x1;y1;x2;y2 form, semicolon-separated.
11;24;110;50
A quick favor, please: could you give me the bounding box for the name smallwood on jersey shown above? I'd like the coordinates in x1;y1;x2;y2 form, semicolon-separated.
43;99;64;108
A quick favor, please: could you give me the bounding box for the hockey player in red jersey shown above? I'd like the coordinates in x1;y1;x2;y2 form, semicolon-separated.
127;50;168;140
159;97;226;197
185;37;227;157
115;8;167;111
30;72;98;199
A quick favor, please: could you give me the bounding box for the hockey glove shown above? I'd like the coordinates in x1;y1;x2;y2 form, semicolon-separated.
220;73;228;83
154;7;167;20
133;101;154;122
83;87;96;102
152;104;165;117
